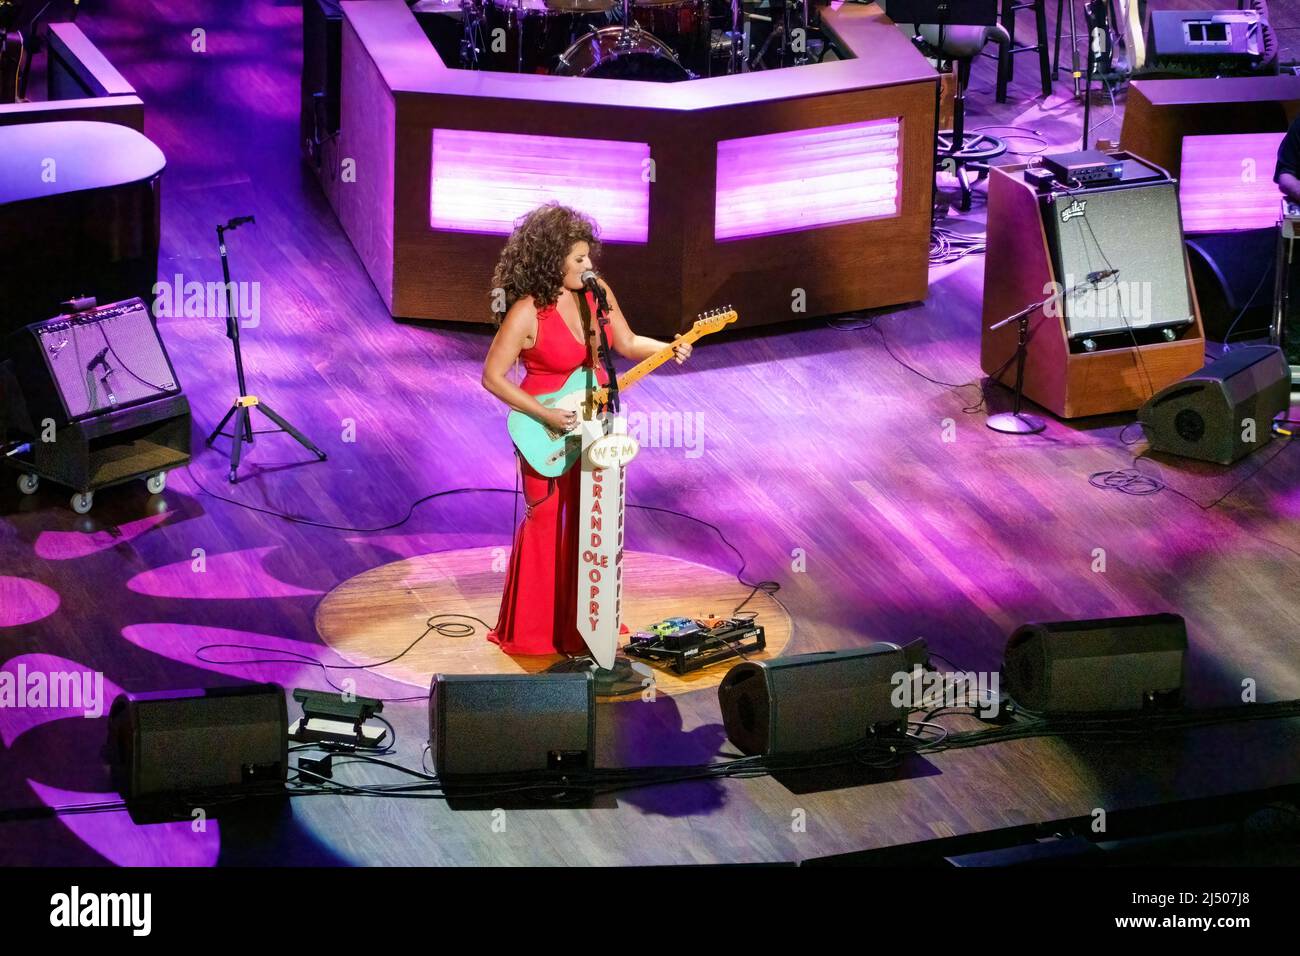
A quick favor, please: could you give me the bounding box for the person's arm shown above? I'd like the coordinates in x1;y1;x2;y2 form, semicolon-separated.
1280;172;1300;204
598;281;692;364
1275;121;1300;203
482;299;576;432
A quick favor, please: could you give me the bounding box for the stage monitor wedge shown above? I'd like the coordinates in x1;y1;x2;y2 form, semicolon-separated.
1003;614;1188;715
1137;345;1291;464
718;646;907;757
428;672;595;779
107;684;289;804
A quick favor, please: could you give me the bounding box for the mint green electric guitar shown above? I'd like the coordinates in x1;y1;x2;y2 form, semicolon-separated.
507;308;737;477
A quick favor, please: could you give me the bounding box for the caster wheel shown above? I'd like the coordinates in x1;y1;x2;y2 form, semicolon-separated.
17;473;39;495
70;492;94;515
146;471;167;494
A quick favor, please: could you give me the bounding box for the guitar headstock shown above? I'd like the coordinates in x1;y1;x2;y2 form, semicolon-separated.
692;306;738;335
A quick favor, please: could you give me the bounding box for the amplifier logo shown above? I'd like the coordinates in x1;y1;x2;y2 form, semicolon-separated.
1060;199;1087;222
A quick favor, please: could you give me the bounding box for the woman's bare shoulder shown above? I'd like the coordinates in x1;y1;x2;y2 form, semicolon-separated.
501;296;539;327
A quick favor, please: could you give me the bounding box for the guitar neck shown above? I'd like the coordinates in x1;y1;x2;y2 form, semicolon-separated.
609;326;708;396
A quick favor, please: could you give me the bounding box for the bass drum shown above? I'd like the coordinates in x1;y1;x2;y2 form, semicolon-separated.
554;25;692;80
631;0;708;75
481;0;616;74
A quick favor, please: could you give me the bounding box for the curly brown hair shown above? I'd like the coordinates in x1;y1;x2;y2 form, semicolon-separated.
490;203;601;322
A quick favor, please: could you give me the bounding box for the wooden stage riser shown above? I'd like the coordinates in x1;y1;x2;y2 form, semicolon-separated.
392;89;934;334
322;2;937;336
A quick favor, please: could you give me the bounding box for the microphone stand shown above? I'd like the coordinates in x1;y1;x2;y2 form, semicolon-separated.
547;280;650;697
986;295;1054;435
987;272;1113;435
205;216;327;483
592;287;619;419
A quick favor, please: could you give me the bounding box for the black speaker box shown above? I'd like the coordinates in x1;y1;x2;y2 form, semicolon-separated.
717;646;907;757
1002;614;1187;714
428;672;595;778
1137;345;1291;464
107;684;288;803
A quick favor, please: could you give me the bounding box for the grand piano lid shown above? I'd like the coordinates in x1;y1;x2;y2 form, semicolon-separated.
0;121;166;205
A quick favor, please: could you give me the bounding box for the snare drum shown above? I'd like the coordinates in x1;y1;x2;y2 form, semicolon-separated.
554;24;691;81
481;0;616;73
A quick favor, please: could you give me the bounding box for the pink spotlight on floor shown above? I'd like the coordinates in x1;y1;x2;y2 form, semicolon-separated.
714;117;902;241
430;129;651;242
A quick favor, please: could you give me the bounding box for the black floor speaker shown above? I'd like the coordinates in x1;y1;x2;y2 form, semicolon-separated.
1137;345;1291;464
428;672;595;779
106;684;288;803
717;646;907;757
1002;614;1187;714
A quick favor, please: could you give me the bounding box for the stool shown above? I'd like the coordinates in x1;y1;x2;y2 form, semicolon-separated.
915;24;1011;211
994;0;1052;102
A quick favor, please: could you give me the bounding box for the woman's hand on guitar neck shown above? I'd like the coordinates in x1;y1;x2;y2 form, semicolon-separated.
671;334;693;364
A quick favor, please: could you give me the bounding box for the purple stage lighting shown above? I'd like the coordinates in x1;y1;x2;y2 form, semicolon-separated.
430;129;651;242
1179;132;1287;234
714;117;902;241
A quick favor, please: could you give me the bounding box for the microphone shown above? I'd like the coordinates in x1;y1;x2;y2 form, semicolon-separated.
86;346;110;372
223;215;256;231
580;270;609;312
1086;269;1119;284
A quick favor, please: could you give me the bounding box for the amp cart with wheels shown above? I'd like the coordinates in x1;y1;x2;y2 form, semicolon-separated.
4;298;191;515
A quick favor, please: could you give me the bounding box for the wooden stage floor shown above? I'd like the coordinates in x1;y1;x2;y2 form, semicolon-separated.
1;0;1299;866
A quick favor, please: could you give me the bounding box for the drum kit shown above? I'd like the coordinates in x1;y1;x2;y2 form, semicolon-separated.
413;0;821;81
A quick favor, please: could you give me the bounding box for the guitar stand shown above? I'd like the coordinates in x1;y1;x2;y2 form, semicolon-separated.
204;217;326;483
206;394;326;484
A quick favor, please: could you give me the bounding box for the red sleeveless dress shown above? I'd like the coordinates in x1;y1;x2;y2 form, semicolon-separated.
488;291;609;656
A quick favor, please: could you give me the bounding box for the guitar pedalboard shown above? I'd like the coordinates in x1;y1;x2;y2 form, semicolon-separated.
625;617;767;675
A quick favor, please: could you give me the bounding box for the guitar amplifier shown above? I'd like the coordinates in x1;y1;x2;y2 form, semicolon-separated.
7;297;182;428
1040;177;1195;346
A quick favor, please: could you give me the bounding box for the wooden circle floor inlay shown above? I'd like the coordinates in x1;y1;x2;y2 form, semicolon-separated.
314;547;792;699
